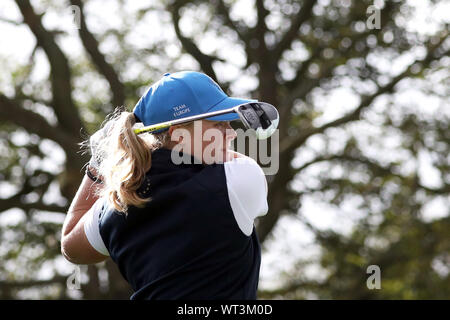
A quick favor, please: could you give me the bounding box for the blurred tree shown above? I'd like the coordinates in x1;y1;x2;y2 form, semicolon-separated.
0;0;448;299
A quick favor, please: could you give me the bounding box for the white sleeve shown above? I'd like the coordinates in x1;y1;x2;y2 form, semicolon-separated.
224;156;268;236
83;198;110;256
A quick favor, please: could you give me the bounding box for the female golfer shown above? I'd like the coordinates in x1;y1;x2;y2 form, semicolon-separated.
61;71;269;299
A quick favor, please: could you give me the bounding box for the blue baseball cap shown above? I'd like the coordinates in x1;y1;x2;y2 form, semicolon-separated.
133;71;256;133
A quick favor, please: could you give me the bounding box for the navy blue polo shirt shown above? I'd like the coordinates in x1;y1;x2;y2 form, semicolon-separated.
84;147;268;300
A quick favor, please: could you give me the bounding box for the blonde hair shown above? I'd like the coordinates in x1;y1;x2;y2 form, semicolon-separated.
89;107;171;214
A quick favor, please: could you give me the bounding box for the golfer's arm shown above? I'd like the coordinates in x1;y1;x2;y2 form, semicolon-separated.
62;174;101;237
61;174;108;264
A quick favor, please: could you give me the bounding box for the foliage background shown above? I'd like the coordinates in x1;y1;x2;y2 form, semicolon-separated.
0;0;448;299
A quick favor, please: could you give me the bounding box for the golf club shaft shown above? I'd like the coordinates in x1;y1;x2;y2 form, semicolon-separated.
134;107;237;135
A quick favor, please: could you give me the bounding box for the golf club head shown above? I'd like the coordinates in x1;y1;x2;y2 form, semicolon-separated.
235;102;279;140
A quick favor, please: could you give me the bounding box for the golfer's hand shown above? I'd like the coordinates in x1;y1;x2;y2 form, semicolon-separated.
89;121;113;171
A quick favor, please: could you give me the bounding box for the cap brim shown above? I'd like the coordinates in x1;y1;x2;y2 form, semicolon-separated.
204;97;257;121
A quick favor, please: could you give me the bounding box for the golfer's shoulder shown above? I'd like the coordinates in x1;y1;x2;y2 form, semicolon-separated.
223;154;267;197
223;154;268;236
225;154;263;173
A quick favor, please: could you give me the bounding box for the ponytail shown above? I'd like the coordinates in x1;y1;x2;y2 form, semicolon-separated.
95;107;169;214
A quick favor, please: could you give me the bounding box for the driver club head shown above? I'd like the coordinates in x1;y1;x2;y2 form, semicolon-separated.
235;102;279;140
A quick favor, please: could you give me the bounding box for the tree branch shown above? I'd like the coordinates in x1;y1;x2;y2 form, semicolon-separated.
169;1;222;83
280;36;450;154
259;32;448;243
0;198;67;213
257;153;293;242
0;276;67;290
291;153;450;197
0;168;67;213
273;0;316;60
282;1;400;103
259;279;325;298
15;0;84;135
254;0;270;51
213;0;255;68
0;16;22;25
0;93;79;149
69;0;126;108
214;0;250;44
